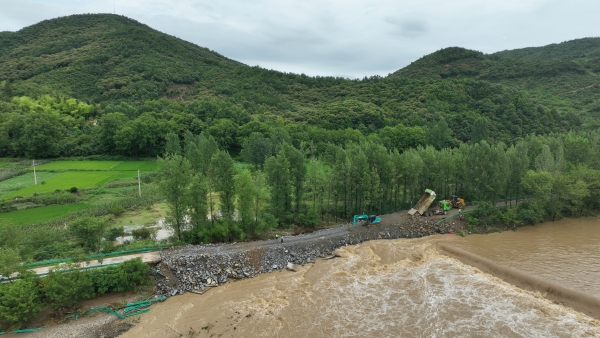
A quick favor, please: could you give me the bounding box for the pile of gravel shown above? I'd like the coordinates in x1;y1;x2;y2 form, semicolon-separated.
154;213;465;297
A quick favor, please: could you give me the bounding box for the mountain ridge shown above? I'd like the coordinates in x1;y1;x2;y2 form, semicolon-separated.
0;14;598;156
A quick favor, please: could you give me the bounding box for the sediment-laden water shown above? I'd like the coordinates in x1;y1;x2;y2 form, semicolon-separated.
122;219;600;337
446;217;600;298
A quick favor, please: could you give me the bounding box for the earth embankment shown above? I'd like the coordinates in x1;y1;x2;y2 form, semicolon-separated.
155;212;465;297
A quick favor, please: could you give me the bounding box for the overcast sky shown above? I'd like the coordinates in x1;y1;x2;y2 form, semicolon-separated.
1;0;599;78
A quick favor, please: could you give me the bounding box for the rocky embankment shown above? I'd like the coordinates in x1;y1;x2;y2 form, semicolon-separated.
154;212;465;297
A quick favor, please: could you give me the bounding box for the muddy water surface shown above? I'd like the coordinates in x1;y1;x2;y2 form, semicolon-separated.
447;217;600;297
122;232;600;337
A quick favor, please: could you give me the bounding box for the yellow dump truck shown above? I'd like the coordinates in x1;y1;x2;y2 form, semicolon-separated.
408;189;436;216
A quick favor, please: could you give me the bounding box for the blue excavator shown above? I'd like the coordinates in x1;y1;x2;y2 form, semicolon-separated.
352;214;381;226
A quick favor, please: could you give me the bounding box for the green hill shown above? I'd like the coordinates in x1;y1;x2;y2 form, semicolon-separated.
0;14;598;158
0;14;240;102
391;40;600;116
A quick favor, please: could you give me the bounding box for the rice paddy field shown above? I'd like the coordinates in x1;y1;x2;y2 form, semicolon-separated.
0;202;92;225
0;160;157;199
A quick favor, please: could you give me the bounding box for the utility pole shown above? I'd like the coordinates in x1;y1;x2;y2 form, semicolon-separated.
113;0;115;14
138;169;141;197
33;159;39;194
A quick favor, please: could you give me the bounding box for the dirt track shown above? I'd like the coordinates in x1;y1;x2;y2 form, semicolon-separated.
154;209;468;297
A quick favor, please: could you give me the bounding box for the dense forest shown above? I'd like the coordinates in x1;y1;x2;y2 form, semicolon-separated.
153;129;600;243
1;15;600;160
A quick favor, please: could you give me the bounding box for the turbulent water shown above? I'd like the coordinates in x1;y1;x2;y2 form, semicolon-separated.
122;220;600;338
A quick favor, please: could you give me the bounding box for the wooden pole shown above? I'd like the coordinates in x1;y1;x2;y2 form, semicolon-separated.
33;159;37;185
33;159;39;194
138;169;141;197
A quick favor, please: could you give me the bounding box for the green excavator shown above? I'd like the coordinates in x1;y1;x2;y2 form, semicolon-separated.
352;214;381;226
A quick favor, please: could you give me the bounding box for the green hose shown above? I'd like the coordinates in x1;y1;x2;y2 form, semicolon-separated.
0;296;166;335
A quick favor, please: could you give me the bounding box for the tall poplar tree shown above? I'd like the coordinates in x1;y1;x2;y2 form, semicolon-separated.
157;154;191;240
209;150;236;219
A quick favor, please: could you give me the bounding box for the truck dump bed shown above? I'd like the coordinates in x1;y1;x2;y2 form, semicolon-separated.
408;189;436;215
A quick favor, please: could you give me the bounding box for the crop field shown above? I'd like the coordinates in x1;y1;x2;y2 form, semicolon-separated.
0;172;61;195
111;161;158;171
3;172;137;198
0;160;157;199
34;161;122;171
0;202;91;225
34;160;156;171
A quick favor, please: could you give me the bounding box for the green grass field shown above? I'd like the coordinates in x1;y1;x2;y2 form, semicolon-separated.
0;160;158;198
0;203;91;225
34;161;122;171
34;160;157;172
3;172;132;198
111;161;158;171
0;172;61;195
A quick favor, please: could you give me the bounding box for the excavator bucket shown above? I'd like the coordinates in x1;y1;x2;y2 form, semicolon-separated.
408;189;436;216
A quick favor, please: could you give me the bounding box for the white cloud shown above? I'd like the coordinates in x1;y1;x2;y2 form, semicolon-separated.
0;0;599;77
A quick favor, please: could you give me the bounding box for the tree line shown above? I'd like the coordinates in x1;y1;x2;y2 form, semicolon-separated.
157;128;600;243
0;88;582;160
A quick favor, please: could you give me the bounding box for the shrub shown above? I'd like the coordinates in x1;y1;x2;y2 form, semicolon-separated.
0;277;43;329
118;258;151;292
131;227;153;240
0;200;16;213
42;266;94;311
69;187;78;193
68;217;107;252
105;202;125;216
88;258;150;295
88;266;122;294
31;191;78;205
105;226;124;241
0;247;21;279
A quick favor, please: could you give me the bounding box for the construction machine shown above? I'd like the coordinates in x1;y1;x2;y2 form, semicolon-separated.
446;195;465;209
409;190;456;216
408;189;437;216
352;214;381;226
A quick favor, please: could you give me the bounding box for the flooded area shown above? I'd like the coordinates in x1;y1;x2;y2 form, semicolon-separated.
116;218;174;244
122;223;600;337
446;217;600;297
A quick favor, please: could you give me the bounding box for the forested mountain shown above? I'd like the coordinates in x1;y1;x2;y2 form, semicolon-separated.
392;39;600;120
0;14;598;159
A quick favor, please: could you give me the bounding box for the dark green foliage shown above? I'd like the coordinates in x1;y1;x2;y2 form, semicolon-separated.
0;277;42;329
209;151;236;219
42;267;94;311
32;243;74;261
0;247;21;279
68;216;107;252
105;202;125;216
0;258;151;330
265;152;292;224
1;14;598;161
31;190;78;205
88;265;122;295
240;132;272;169
164;132;181;155
69;186;78;193
89;258;150;294
157;154;191;240
131;227;153;240
118;258;151;292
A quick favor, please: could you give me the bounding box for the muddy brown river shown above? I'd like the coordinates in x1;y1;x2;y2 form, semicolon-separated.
122;218;600;337
449;217;600;298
